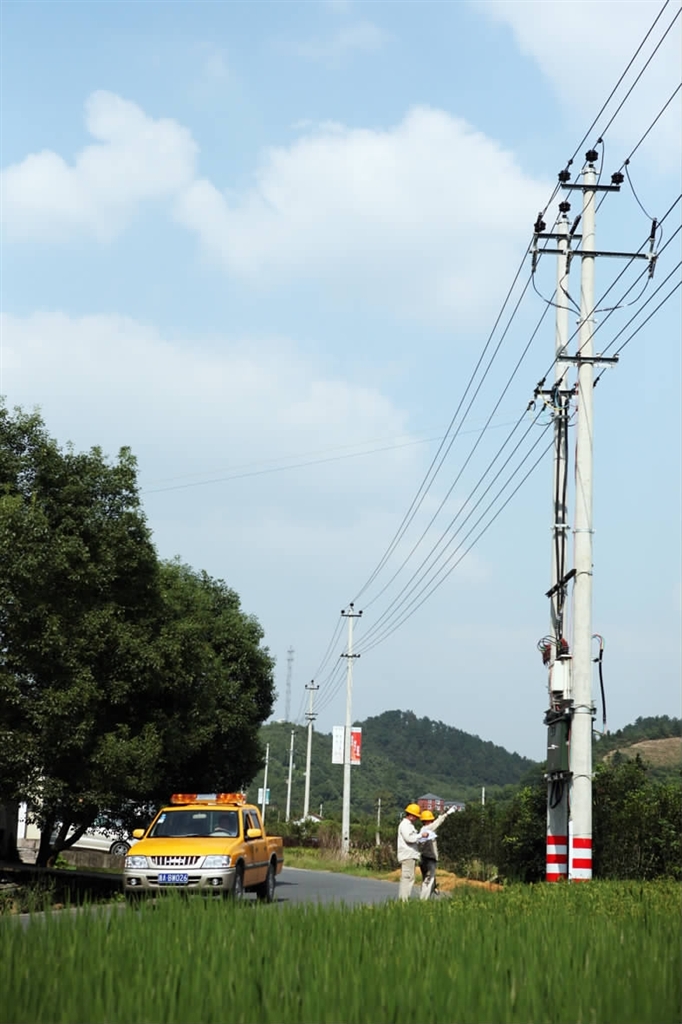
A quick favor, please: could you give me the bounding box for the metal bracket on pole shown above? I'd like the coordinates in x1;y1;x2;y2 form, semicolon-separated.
562;355;619;365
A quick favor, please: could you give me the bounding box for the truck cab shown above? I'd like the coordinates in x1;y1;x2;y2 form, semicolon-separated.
123;793;283;901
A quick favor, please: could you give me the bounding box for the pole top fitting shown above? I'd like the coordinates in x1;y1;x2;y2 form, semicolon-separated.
585;148;599;164
558;201;571;213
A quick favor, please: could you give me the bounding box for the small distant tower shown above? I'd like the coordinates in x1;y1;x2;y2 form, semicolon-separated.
285;646;294;722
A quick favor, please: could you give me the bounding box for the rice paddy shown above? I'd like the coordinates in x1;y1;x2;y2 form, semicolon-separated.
1;880;679;1024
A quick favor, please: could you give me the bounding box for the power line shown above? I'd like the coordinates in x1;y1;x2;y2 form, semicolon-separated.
564;0;676;170
352;259;536;603
301;4;681;712
593;4;681;144
355;429;557;656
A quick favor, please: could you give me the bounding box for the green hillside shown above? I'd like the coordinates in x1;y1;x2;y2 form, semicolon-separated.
593;715;681;784
248;710;538;822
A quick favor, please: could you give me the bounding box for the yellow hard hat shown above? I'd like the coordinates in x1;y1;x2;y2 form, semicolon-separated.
405;803;422;817
420;810;435;822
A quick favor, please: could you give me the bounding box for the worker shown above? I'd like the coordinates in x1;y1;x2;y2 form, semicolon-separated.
419;806;456;900
397;803;429;901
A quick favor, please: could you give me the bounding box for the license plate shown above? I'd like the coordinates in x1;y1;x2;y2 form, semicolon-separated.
158;872;189;885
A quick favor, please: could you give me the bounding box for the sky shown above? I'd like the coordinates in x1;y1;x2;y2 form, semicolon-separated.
1;0;680;763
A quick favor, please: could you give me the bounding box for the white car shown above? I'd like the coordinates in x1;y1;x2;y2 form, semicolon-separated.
53;817;133;857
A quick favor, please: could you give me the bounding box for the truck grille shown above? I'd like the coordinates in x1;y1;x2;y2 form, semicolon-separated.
150;856;201;867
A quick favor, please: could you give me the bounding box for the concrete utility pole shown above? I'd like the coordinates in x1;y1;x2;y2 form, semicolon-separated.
285;729;295;822
261;743;270;825
568;158;599;881
303;680;319;820
285;646;294;722
534;203;574;882
375;797;381;847
534;149;646;880
340;603;362;856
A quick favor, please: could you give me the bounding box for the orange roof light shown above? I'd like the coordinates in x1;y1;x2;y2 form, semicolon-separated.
170;792;246;805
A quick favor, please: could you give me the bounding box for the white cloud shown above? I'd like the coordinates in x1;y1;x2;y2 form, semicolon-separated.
477;0;681;166
287;19;390;63
175;106;550;327
1;92;197;242
0;311;419;518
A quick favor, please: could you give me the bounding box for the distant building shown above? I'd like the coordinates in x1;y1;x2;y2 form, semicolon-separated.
418;793;465;814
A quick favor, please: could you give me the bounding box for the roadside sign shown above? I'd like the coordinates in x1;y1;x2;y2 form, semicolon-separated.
332;726;344;764
350;727;362;765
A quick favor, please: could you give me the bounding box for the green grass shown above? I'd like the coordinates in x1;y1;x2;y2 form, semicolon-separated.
1;881;679;1024
283;846;395;877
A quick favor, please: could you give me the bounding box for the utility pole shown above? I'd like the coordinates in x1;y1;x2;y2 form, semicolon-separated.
261;743;270;825
285;729;295;822
303;680;319;820
285;646;294;722
567;156;600;881
340;603;362;856
534;149;647;880
375;797;381;847
534;201;574;882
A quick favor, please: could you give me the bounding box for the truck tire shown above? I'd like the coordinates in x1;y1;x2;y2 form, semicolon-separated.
256;861;276;902
231;864;245;901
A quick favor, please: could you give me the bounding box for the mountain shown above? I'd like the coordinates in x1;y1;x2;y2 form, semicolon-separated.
250;710;538;821
593;715;681;784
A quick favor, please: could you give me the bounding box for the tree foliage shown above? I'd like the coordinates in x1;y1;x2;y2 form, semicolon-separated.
0;404;274;864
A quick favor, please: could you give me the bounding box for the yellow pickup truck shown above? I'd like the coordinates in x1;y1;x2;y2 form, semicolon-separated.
123;793;284;901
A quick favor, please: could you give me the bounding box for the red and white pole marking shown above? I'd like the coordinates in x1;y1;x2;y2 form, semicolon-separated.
570;836;592;880
546;834;568;882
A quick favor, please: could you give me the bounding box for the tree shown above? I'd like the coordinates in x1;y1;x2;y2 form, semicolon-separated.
593;756;681;879
0;404;163;862
0;404;275;864
497;771;546;882
143;560;275;798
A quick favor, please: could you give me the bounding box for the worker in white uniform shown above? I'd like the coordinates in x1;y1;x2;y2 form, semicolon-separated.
418;806;456;900
396;803;429;901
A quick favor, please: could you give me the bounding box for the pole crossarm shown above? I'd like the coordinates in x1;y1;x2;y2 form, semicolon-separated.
562;355;619;365
546;568;577;599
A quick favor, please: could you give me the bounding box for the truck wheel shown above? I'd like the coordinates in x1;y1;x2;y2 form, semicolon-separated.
231;865;245;901
257;862;276;902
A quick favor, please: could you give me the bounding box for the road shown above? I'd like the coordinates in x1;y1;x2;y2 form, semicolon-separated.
271;866;399;906
7;866;401;928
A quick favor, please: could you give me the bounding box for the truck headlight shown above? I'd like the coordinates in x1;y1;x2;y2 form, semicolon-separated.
125;855;149;869
203;855;231;869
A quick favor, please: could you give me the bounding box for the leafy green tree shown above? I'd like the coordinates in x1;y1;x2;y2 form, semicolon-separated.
0;404;162;863
0;405;275;864
593;756;681;879
144;560;275;798
437;803;502;877
498;774;546;882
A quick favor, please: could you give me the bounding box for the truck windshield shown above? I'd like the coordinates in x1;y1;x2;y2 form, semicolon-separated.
148;809;239;838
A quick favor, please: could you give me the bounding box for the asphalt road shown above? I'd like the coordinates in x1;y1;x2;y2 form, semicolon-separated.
272;866;399;906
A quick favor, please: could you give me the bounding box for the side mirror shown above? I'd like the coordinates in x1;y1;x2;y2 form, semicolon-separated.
132;829;145;839
246;827;262;840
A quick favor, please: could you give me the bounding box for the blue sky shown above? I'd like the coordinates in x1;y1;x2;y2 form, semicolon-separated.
1;0;680;763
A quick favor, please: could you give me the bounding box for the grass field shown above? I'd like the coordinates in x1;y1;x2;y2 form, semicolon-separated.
1;880;679;1024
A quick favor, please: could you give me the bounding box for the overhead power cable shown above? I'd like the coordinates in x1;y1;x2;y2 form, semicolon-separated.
352;258;535;603
354;428;557;656
592;3;681;145
564;0;675;171
301;1;681;703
